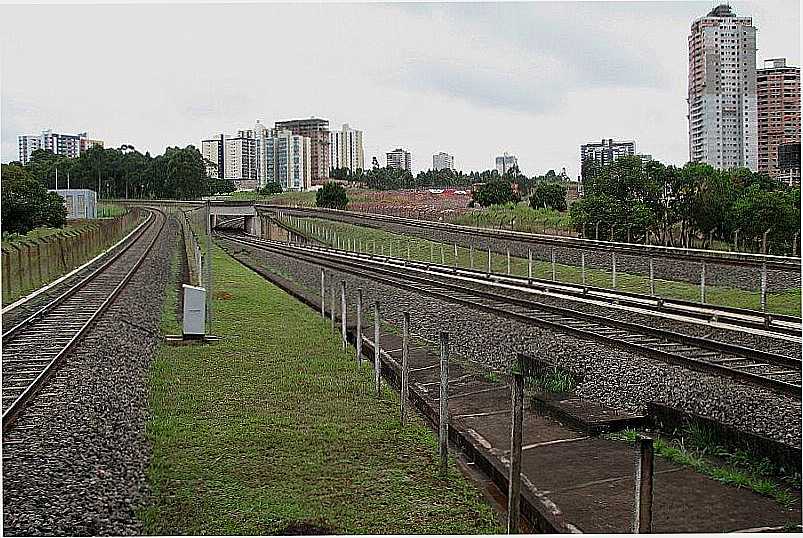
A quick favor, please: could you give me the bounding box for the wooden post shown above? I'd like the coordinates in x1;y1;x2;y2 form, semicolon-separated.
341;280;347;350
633;436;654;533
374;301;381;396
320;269;326;317
356;288;363;365
401;312;411;426
507;359;525;534
439;331;449;475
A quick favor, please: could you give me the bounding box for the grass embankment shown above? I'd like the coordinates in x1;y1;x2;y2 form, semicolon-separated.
142;245;502;534
291;217;801;317
451;203;573;234
98;202;126;218
224;190;318;206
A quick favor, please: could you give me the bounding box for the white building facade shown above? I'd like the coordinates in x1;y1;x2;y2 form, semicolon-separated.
18;130;104;165
432;152;454;171
262;129;312;191
330;124;364;173
687;4;758;171
580;139;636;168
495;153;518;175
386;148;412;171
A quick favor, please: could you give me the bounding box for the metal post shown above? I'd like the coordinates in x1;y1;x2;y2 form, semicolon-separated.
760;262;768;312
487;247;492;275
407;243;411;260
581;252;586;285
454;244;458;267
611;253;617;289
595;220;601;240
633;436;654;533
507;362;525;534
341;280;347;350
320;269;326;317
700;261;706;304
507;250;511;275
649;258;655;296
331;286;336;332
762;229;771;255
430;243;434;263
528;249;532;281
356;288;363;365
470;246;474;269
205;200;213;334
440;244;445;264
794;232;800;257
374;301;381;396
551;248;556;281
439;331;449;475
401;312;410;426
381;243;384;256
390;241;393;258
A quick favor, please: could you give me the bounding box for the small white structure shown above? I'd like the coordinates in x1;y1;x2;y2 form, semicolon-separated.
182;284;207;338
49;189;97;219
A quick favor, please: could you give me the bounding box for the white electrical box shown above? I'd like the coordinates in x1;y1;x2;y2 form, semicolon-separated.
182;284;207;337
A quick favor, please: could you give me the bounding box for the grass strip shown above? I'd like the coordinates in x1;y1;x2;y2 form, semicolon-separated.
294;217;801;317
141;244;502;535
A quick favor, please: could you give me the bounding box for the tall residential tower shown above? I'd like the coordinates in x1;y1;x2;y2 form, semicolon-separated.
274;118;330;185
330;124;364;173
687;4;758;171
757;58;801;183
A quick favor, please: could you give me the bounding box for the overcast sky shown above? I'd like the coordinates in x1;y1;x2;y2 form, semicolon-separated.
1;1;799;177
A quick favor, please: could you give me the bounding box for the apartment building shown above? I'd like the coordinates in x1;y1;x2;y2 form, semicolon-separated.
18;129;104;165
330;124;364;173
687;4;758;171
777;142;801;187
433;152;455;171
201;134;226;179
757;58;801;181
386;148;412;171
275;118;330;184
580;139;635;168
495;153;518;175
263;129;312;191
225;131;258;189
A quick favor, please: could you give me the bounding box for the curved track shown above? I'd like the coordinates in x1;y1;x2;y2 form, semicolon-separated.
2;207;167;432
219;232;802;399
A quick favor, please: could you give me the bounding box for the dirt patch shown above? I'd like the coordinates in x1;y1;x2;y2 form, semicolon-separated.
213;290;233;300
276;521;336;535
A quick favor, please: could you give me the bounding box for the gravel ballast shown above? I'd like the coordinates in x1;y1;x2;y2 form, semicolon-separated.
224;239;801;450
1;218;177;536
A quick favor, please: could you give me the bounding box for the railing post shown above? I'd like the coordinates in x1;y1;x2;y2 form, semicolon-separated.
581;252;586;285
551;247;556;281
507;249;511;275
700;261;706;304
374;301;381;396
612;252;617;289
341;280;347;350
487;247;492;275
760;262;768;312
356;288;363;365
401;312;411;426
331;286;336;332
528;249;532;281
454;243;458;268
649;258;655;296
320;270;326;317
507;357;525;534
439;331;449;476
633;436;654;534
440;244;445;264
470;245;474;269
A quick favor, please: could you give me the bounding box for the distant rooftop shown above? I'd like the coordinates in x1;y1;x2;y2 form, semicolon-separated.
707;4;735;17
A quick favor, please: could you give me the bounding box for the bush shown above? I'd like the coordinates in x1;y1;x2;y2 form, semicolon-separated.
529;183;567;211
258;182;283;195
1;163;68;235
316;182;348;210
472;180;519;207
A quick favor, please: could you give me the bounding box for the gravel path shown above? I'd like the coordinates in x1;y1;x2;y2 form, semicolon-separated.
226;239;801;449
2;217;177;536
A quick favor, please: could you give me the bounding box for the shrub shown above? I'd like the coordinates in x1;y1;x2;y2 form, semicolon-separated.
316;182;348;210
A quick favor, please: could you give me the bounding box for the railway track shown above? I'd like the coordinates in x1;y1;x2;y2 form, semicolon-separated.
219;232;802;399
2;207;167;432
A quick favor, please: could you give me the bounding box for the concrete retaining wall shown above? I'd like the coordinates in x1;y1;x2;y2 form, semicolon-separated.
1;209;142;304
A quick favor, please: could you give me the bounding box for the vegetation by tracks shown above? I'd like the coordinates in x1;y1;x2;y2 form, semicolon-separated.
142;245;502;534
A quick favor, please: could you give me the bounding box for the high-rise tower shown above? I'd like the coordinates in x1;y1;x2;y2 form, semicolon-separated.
687;4;757;171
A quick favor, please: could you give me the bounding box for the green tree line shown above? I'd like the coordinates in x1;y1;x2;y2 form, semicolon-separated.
571;155;800;253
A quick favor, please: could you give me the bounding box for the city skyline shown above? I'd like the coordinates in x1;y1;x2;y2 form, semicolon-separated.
1;1;799;178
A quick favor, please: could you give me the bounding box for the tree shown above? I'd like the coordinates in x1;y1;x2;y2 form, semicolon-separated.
316;182;348;210
530;183;567;211
257;181;283;195
472;180;519;207
1;163;67;234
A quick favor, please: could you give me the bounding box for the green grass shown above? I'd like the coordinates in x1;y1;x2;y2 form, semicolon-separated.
451;202;573;234
607;428;798;509
223;190;318;206
160;234;181;335
141;244;503;535
292;217;801;317
98;203;127;218
530;368;576;393
1;222;88;245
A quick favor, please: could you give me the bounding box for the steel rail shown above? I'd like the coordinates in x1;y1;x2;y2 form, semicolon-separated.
219;233;801;399
2;207;167;432
260;205;801;272
268;219;801;338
